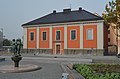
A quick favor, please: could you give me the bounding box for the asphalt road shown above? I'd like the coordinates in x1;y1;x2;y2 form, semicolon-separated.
0;58;63;79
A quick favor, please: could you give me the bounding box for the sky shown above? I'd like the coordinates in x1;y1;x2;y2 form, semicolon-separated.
0;0;113;40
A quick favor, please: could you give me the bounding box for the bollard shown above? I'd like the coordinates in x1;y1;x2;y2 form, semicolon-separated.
62;73;69;79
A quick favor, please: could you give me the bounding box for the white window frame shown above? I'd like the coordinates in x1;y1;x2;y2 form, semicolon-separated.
42;31;47;41
86;29;93;40
56;30;61;40
70;29;77;40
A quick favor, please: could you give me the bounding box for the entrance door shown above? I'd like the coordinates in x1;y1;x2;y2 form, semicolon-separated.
56;45;60;54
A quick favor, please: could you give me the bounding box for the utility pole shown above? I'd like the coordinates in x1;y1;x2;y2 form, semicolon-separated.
0;28;3;48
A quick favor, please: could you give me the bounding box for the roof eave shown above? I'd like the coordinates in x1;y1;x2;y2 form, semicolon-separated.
22;19;104;28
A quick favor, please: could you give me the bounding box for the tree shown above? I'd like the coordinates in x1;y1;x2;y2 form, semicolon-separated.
103;0;120;54
103;0;120;30
3;39;12;46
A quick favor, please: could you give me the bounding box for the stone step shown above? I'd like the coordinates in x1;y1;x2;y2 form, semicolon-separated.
0;58;5;62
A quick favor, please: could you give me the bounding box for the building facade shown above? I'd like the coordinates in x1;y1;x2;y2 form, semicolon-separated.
108;23;120;55
22;8;108;56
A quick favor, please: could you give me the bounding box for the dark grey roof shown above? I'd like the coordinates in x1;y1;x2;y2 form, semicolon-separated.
22;9;103;26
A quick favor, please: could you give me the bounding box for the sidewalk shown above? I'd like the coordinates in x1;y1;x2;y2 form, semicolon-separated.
21;53;120;64
0;57;5;62
92;56;120;64
1;52;120;64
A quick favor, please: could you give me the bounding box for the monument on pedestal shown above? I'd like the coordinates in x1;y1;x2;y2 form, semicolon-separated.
11;39;22;67
0;38;41;73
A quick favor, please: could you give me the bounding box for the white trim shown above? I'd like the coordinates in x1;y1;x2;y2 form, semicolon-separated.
80;24;83;49
83;48;97;49
39;27;50;28
67;47;97;49
64;26;67;49
97;22;103;49
27;48;37;49
83;23;97;26
23;28;27;49
27;27;36;29
55;43;61;54
86;28;94;40
50;27;52;49
36;27;39;49
55;30;61;41
70;29;77;40
39;48;51;49
67;48;81;49
42;31;47;41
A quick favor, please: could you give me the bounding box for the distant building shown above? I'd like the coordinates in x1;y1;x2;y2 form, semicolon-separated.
22;8;108;56
108;23;120;55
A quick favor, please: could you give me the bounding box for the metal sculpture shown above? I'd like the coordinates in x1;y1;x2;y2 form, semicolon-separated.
11;39;22;67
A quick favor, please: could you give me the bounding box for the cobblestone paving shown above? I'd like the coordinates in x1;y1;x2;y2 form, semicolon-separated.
0;59;63;79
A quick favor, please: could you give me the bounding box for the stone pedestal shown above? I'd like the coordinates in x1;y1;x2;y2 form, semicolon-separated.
11;55;22;67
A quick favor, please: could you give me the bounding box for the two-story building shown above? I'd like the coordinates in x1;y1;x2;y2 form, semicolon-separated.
22;8;108;56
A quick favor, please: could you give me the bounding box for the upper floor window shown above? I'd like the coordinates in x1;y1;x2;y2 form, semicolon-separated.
42;32;47;40
87;29;93;40
71;30;76;40
30;32;34;41
56;31;60;40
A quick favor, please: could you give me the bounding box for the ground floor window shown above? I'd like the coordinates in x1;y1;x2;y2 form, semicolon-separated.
87;29;93;40
42;32;47;40
71;30;76;40
30;32;34;41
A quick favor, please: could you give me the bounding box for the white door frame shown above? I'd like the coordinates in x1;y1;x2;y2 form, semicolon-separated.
55;43;61;55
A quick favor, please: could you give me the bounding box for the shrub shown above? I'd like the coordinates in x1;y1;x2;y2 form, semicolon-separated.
73;64;120;79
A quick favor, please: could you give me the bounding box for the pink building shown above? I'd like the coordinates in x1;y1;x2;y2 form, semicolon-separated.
108;23;120;55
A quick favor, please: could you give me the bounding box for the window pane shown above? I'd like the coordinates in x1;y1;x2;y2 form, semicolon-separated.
56;31;60;40
30;32;34;41
43;32;46;40
87;29;93;40
71;30;76;40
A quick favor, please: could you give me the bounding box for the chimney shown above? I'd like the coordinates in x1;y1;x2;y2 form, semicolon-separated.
79;7;82;11
53;10;56;13
63;9;71;13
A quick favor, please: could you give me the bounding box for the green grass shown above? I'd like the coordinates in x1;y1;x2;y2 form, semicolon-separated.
73;64;120;79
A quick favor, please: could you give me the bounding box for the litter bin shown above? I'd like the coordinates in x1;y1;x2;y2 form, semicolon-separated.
62;73;69;79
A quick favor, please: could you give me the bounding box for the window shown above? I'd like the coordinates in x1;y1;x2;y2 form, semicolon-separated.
71;30;76;40
30;32;34;41
87;29;93;40
108;38;110;42
108;30;110;34
56;31;60;40
42;32;46;40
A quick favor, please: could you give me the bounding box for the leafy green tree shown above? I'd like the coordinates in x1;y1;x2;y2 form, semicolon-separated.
103;0;120;26
3;39;12;46
103;0;120;54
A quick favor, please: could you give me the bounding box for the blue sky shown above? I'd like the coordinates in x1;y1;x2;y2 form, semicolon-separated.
0;0;112;40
